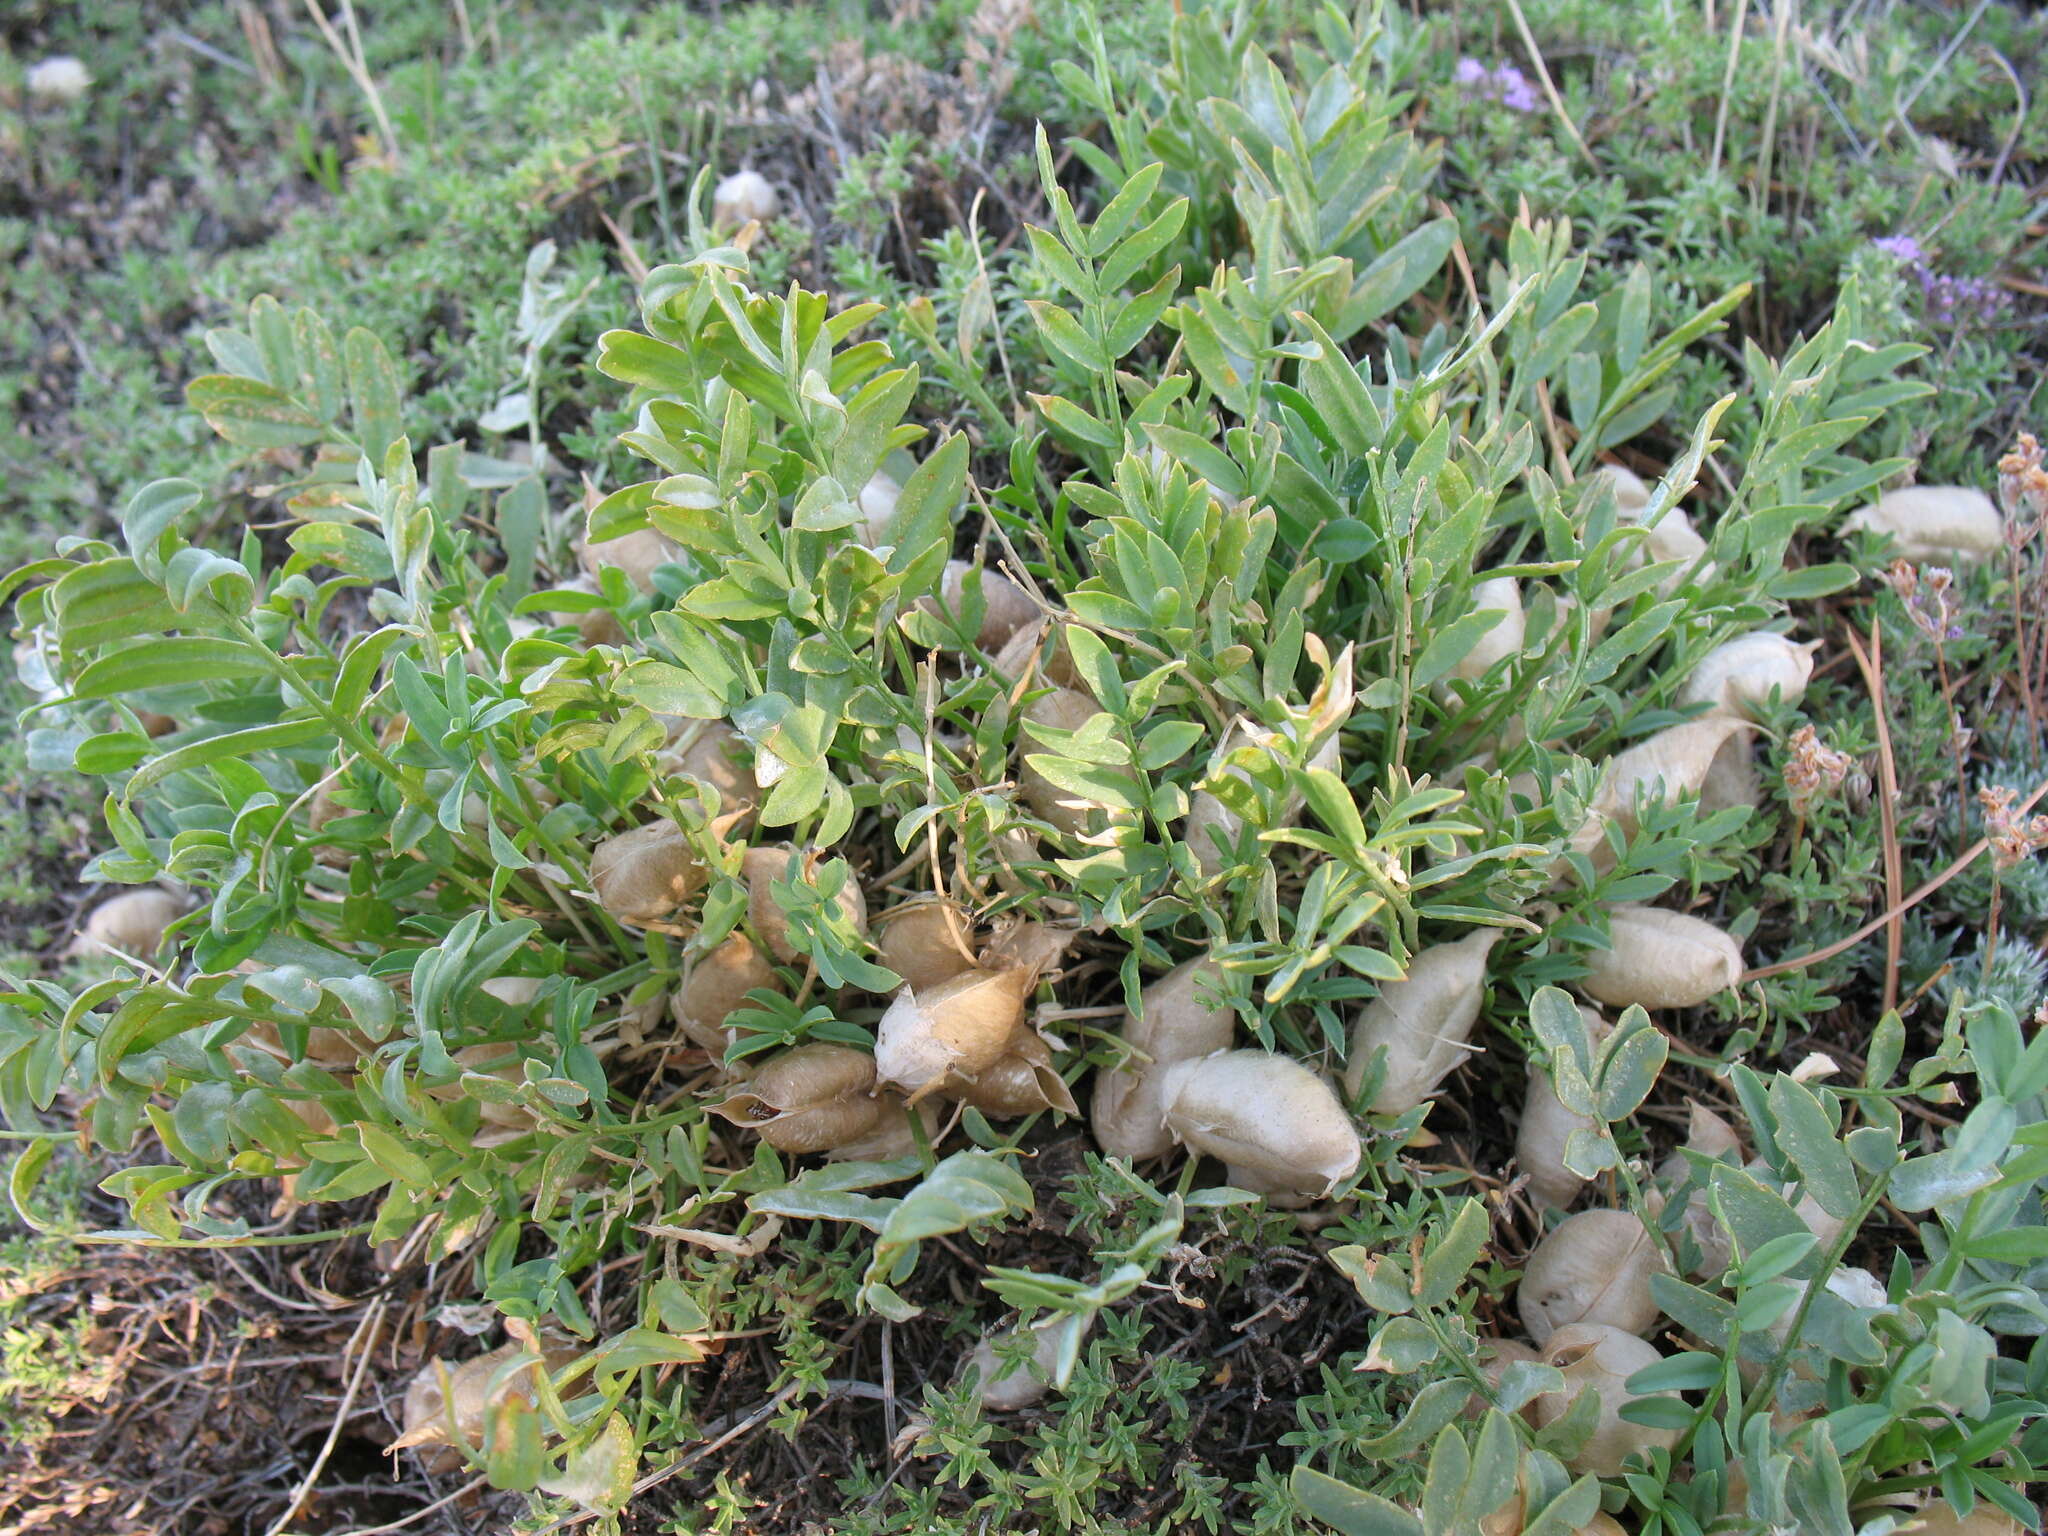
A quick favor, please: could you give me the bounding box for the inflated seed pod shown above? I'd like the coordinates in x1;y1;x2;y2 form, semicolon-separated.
828;1092;940;1162
1184;724;1341;876
1657;1102;1743;1183
924;560;1038;650
1842;485;2002;562
1532;1322;1681;1475
1448;577;1527;684
1092;958;1237;1161
1342;929;1501;1112
393;1337;578;1471
712;168;778;228
962;1318;1082;1411
989;616;1084;691
979;917;1078;982
672;935;781;1055
712;1043;882;1153
70;888;184;959
1579;905;1743;1010
138;710;177;737
1477;1470;1630;1536
743;846;868;964
1697;729;1761;815
1519;1208;1667;1344
1592;464;1714;589
1908;1503;2028;1536
874;898;980;993
947;1025;1078;1117
1678;632;1816;719
1518;1005;1613;1210
1157;1050;1362;1197
579;527;678;594
1591;717;1753;833
591;820;702;925
857;471;901;545
1016;686;1104;837
481;976;543;1007
1466;1337;1544;1421
874;966;1034;1095
656;719;758;812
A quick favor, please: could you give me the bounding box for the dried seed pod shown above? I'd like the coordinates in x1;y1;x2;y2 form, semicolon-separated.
1184;724;1341;876
961;1319;1080;1411
1842;485;2002;562
1016;686;1105;837
656;719;758;812
947;1026;1078;1117
979;917;1079;983
1518;1005;1613;1210
70;888;184;959
1342;929;1502;1112
1157;1050;1362;1197
1093;958;1237;1161
1519;1208;1667;1344
1908;1504;2028;1536
875;899;981;993
1697;728;1761;815
1589;463;1652;517
138;710;177;737
1449;577;1527;684
925;560;1038;650
743;846;868;964
1477;1468;1630;1536
874;966;1034;1094
672;935;780;1055
27;55;92;102
590;821;702;925
1678;632;1816;719
711;1043;881;1153
578;526;678;594
1657;1102;1743;1182
1580;904;1743;1010
1532;1322;1682;1475
1591;717;1753;834
712;168;779;228
1465;1337;1544;1420
393;1337;577;1471
828;1092;940;1162
990;616;1085;691
481;976;543;1007
857;471;901;545
1593;464;1715;590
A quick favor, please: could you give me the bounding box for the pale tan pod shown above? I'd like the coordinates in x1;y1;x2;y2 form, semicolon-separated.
1518;1208;1667;1344
1518;1005;1613;1210
393;1337;578;1470
71;888;185;959
481;976;543;1007
1588;463;1651;517
875;899;981;993
1185;725;1341;876
712;168;779;228
1157;1050;1362;1197
1448;577;1527;684
579;526;678;594
826;1091;939;1161
979;918;1079;983
1678;632;1815;719
1465;1337;1544;1420
925;559;1038;650
1579;905;1743;1010
710;1042;881;1153
1697;728;1761;815
1532;1322;1681;1475
1016;686;1104;837
744;846;868;964
874;967;1033;1093
1591;716;1752;833
590;821;702;925
857;471;901;545
962;1318;1082;1411
946;1026;1078;1117
1092;958;1236;1161
656;719;758;812
1907;1503;2028;1536
1342;929;1502;1111
1842;485;2002;562
672;935;780;1055
990;616;1084;691
1656;1101;1744;1183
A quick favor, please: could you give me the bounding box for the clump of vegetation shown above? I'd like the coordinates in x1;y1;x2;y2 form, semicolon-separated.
5;0;2048;1533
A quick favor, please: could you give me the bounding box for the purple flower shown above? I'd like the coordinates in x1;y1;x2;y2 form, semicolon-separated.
1456;57;1540;113
1455;57;1489;85
1867;235;2005;326
1871;234;1924;262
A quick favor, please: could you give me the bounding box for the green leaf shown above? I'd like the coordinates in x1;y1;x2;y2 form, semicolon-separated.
186;375;324;448
1766;1076;1860;1221
1414;1197;1490;1307
124;719;330;799
290;521;396;581
1289;1468;1422;1536
123;479;203;570
70;637;272;698
345;327;403;463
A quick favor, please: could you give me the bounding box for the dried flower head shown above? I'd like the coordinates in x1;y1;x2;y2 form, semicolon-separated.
1979;785;2048;871
1884;558;1964;642
1998;432;2047;537
1781;726;1853;814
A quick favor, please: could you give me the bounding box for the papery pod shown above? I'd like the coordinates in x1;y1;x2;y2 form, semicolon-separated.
828;1092;940;1162
1531;1322;1681;1475
1157;1050;1361;1197
672;935;780;1056
1093;957;1236;1161
1697;728;1761;815
1590;716;1752;833
744;846;868;964
711;168;779;227
1908;1503;2028;1536
1016;685;1105;837
1579;904;1743;1010
1465;1337;1543;1420
1593;463;1715;590
480;975;543;1007
1184;724;1341;876
1656;1102;1743;1182
978;916;1079;984
927;559;1038;650
1478;1465;1629;1535
709;1043;881;1153
656;719;758;813
392;1336;579;1471
1678;632;1816;719
69;887;184;959
947;1025;1078;1117
579;526;678;594
990;616;1084;691
1342;929;1501;1112
961;1316;1084;1411
874;898;980;994
240;1016;371;1070
1518;1005;1613;1210
874;966;1034;1094
856;470;901;545
1842;485;2002;562
1518;1208;1667;1344
447;1043;541;1138
1448;576;1527;684
591;820;702;925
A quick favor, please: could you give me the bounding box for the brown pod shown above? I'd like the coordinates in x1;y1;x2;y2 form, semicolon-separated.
1678;632;1815;719
1342;929;1501;1112
1016;686;1105;837
874;966;1033;1094
947;1025;1078;1118
744;846;869;964
591;821;702;925
1842;485;2002;562
1580;904;1743;1009
656;719;759;813
70;888;185;959
1591;716;1753;835
578;526;679;594
925;559;1038;650
1517;1004;1613;1210
1091;957;1236;1161
1158;1050;1362;1197
1907;1505;2027;1536
827;1092;941;1162
875;898;980;993
392;1336;578;1471
1518;1208;1667;1344
990;617;1084;690
672;935;781;1055
1531;1322;1681;1475
710;1043;882;1153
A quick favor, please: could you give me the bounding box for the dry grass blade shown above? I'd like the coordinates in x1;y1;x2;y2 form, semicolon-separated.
1843;623;1903;1011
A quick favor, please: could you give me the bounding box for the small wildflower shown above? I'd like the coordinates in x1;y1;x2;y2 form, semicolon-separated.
1455;56;1540;113
26;56;91;103
1782;726;1852;814
1868;235;2006;326
1871;234;1924;263
1979;785;2048;871
1998;433;2048;534
1883;558;1964;642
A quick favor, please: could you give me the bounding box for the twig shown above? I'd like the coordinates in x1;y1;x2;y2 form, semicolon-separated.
1708;0;1751;183
265;1298;388;1536
301;0;402;167
1500;0;1596;170
1843;624;1904;1011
